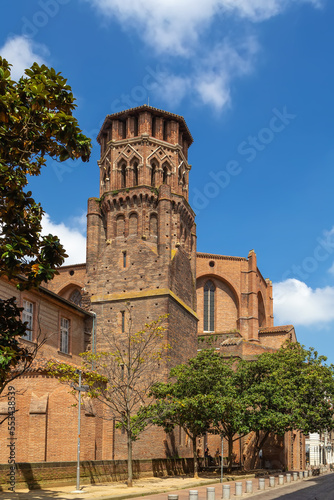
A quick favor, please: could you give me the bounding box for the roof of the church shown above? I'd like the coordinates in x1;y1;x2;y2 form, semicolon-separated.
259;325;295;334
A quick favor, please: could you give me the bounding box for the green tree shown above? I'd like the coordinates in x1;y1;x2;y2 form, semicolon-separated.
0;57;91;397
49;307;169;487
145;350;237;477
239;342;334;469
209;367;251;471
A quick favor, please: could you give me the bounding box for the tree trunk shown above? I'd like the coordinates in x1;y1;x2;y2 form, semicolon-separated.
227;435;234;472
127;431;133;487
249;430;270;470
192;435;199;479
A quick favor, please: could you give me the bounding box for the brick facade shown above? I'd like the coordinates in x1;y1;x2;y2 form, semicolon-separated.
1;105;304;473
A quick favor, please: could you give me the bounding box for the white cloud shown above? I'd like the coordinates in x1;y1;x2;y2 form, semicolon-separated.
85;0;320;111
85;0;322;55
273;278;334;326
153;37;259;111
41;214;86;266
0;35;48;80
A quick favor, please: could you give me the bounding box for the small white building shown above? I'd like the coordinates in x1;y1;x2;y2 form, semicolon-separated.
306;432;334;466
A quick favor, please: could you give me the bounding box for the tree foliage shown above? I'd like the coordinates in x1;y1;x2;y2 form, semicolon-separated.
142;342;334;473
0;57;91;399
144;350;234;476
239;342;334;468
0;57;91;287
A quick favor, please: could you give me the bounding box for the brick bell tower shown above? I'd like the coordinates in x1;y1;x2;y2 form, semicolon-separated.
86;105;198;373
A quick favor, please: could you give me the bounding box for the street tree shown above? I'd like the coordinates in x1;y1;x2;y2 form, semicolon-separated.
239;341;334;469
144;350;239;477
0;57;91;399
209;370;251;471
49;305;169;487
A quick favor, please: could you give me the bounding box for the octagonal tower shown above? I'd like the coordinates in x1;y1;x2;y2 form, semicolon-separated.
86;105;198;380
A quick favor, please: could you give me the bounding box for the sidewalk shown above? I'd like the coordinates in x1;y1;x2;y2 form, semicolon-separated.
0;471;329;500
0;474;247;500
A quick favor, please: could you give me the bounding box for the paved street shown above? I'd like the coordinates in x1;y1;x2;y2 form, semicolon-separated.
245;472;334;499
134;473;334;500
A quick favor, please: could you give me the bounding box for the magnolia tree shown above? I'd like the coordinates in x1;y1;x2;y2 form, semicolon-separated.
0;57;91;401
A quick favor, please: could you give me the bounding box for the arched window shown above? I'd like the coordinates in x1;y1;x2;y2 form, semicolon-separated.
116;215;125;237
133;162;139;186
258;292;266;328
134;116;138;136
163;165;168;184
149;214;158;237
121;163;126;188
129;213;138;236
204;280;215;332
151;163;156;187
69;289;82;307
163;121;168;141
152;116;156;137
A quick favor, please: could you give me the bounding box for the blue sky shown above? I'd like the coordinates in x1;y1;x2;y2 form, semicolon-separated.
2;0;334;363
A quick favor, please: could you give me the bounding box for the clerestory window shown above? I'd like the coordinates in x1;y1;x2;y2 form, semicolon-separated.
203;280;215;332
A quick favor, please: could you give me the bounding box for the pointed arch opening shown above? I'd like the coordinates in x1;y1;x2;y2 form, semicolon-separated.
204;280;215;332
151;162;157;187
121;163;126;188
163;164;168;184
69;289;82;307
258;292;266;328
133;161;139;186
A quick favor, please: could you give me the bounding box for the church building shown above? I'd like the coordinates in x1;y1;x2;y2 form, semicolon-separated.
0;106;304;471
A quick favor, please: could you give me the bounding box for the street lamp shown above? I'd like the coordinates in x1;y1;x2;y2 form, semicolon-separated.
72;370;89;493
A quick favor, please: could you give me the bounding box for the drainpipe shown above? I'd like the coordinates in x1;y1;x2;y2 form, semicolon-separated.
90;311;96;370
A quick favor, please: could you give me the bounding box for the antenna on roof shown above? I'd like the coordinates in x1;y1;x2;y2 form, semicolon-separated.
148;96;150;106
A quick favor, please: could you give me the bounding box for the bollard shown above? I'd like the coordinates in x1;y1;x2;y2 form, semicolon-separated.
299;471;303;480
246;480;253;493
293;472;298;481
308;470;312;477
303;471;308;478
222;484;230;500
269;476;275;487
258;477;265;490
207;487;215;500
278;475;284;485
286;473;291;483
168;496;178;500
189;490;198;500
235;482;242;497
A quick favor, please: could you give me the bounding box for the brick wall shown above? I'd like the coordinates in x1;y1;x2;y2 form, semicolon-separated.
0;458;194;490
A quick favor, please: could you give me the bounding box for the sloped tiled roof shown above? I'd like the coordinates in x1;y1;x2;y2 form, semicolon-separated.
259;325;295;334
221;337;243;346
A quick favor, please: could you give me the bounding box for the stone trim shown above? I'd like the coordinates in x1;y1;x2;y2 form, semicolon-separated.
197;253;247;262
91;288;198;320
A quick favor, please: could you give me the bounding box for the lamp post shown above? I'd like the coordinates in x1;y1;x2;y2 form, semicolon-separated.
220;436;224;483
72;370;89;492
